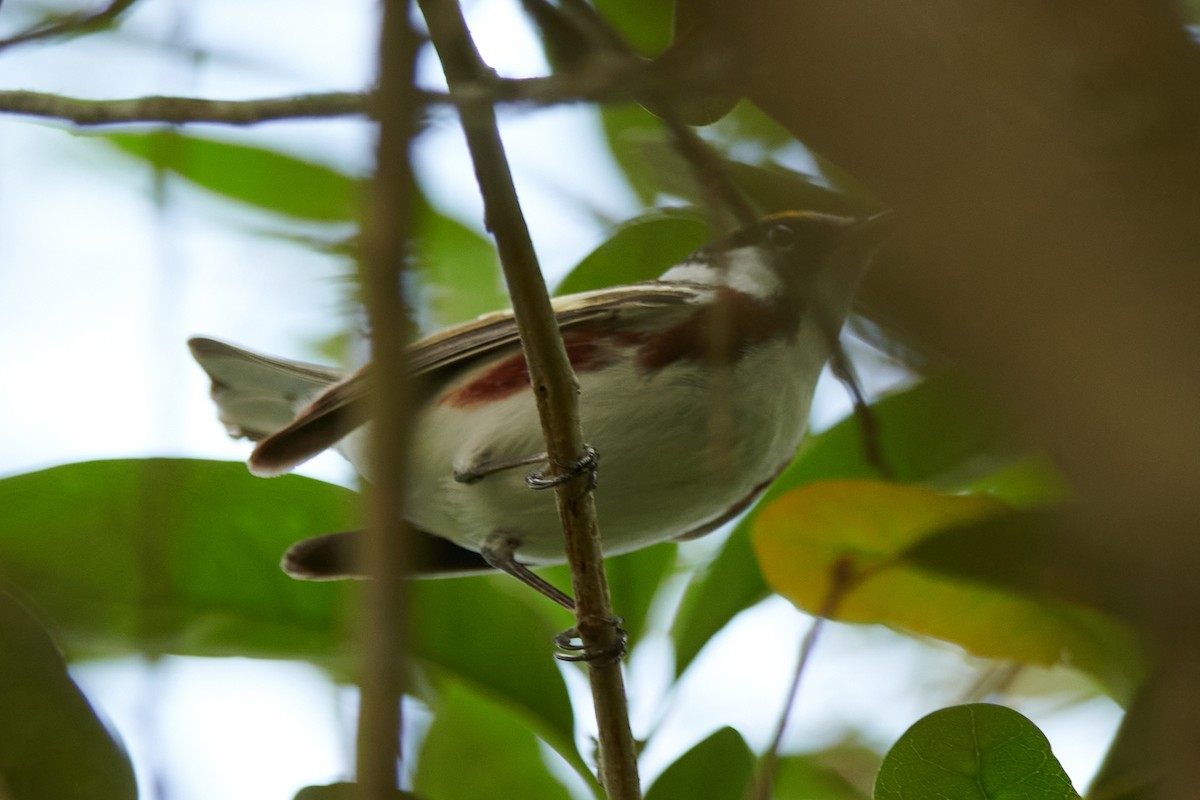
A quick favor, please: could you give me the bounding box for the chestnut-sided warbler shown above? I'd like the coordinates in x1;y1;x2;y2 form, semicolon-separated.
190;210;889;607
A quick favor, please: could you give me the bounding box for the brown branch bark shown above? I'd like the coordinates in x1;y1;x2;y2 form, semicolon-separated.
0;90;370;126
0;65;660;128
414;1;640;797
355;1;420;797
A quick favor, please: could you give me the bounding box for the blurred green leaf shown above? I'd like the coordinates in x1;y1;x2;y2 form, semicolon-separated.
0;590;137;800
555;209;708;296
93;131;361;222
672;375;1016;676
774;753;870;800
603;542;676;645
413;203;507;328
707;100;799;153
613;129;869;217
600;103;667;203
293;783;411;799
874;704;1081;800
0;459;576;753
416;679;584;800
409;577;578;766
594;0;674;55
645;727;754;800
755;481;1142;700
768;375;1013;498
0;458;358;662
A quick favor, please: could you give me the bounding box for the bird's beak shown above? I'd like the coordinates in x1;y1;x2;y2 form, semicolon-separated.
848;209;896;245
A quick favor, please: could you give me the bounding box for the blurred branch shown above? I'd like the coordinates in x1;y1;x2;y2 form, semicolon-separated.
0;90;371;126
415;0;640;796
0;0;141;53
355;0;420;797
0;57;701;127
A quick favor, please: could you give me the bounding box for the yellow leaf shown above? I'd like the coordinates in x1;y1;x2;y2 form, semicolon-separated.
752;480;1139;693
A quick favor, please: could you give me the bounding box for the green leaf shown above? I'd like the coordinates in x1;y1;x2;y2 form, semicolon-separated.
594;0;675;56
93;131;361;222
0;459;577;751
293;783;411;799
0;590;138;800
555;209;708;296
774;753;871;800
873;704;1081;800
902;509;1145;699
613;130;868;218
753;481;1141;698
645;727;754;800
0;458;358;662
416;680;581;800
600;103;668;203
413;203;507;327
671;376;1013;676
603;542;676;645
773;375;1011;491
408;577;578;768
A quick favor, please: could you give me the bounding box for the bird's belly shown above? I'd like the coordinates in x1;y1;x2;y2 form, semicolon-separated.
343;340;819;564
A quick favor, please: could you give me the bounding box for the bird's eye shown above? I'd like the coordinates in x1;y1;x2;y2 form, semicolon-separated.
767;223;796;251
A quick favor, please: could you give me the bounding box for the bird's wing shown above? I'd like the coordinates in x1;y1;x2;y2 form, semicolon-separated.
248;282;707;476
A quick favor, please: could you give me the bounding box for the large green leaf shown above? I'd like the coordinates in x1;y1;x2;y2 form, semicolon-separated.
94;131;361;222
416;679;583;800
0;458;358;661
874;704;1081;800
555;209;708;296
0;459;576;753
671;375;1014;676
0;590;137;800
644;727;754;800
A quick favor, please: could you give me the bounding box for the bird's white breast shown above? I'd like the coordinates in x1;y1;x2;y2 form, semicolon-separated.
339;316;827;564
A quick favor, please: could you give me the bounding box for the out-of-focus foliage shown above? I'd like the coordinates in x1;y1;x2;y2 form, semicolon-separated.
643;727;753;800
0;590;137;800
0;0;1150;795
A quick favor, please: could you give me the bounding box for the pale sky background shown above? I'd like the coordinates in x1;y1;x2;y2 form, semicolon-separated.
0;1;1122;798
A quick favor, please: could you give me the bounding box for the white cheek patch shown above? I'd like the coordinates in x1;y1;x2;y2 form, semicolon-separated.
659;246;783;301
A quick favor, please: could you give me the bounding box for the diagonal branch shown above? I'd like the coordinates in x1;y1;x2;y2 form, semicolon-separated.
414;0;641;796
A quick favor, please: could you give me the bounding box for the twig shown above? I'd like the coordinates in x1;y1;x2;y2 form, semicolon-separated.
414;0;640;797
355;0;420;797
0;0;140;52
0;89;370;126
0;61;664;128
748;558;854;800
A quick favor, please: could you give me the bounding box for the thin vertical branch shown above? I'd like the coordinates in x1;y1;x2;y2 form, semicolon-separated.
414;1;641;797
748;559;854;800
356;1;420;797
